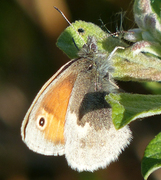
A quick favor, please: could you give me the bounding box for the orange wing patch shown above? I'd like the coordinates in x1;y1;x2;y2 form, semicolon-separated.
36;73;77;144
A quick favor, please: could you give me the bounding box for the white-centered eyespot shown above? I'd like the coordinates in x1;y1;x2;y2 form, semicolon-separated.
36;116;47;130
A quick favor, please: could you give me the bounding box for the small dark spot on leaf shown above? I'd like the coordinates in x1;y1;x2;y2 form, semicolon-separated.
78;28;85;34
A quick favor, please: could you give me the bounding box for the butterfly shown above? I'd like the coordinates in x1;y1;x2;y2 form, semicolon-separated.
21;35;132;172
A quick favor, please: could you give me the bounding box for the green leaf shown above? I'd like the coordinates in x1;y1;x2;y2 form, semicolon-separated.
56;20;106;58
105;93;161;129
56;20;127;58
150;0;161;23
133;0;161;43
125;0;161;58
113;43;161;81
141;132;161;180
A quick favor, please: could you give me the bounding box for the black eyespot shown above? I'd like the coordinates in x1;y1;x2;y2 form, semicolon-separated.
39;117;45;127
78;28;85;34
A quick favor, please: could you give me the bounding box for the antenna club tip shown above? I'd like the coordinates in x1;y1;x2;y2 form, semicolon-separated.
54;6;60;12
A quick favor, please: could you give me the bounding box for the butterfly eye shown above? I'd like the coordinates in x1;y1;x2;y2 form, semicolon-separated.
87;64;93;71
37;116;47;130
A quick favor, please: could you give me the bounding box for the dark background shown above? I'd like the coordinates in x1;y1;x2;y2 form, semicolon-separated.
0;0;161;180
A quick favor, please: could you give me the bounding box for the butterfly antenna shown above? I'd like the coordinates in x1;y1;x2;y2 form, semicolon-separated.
54;6;85;44
54;6;72;27
99;18;112;35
